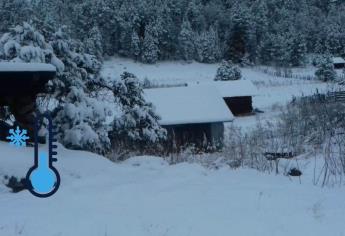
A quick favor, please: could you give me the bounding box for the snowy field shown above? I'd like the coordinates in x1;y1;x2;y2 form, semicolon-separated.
1;142;345;236
102;57;333;129
0;58;344;236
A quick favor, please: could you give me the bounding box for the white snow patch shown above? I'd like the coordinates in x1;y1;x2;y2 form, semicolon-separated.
189;80;259;98
144;85;233;125
0;62;56;72
0;142;345;236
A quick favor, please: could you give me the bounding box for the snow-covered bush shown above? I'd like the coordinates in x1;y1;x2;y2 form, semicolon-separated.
214;60;242;81
315;55;337;82
0;22;63;68
110;72;166;155
53;87;111;154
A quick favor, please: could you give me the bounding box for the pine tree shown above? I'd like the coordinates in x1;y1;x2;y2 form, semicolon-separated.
178;19;195;61
84;26;103;60
288;33;307;67
111;72;167;151
50;27;111;154
0;22;62;67
186;0;206;32
141;22;159;64
214;60;242;81
227;2;250;63
131;30;141;61
195;26;220;63
315;54;337;82
0;0;32;33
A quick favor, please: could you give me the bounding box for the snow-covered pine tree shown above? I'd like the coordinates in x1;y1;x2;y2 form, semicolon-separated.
0;22;63;68
84;26;103;60
315;54;337;82
0;0;32;33
178;19;195;61
195;26;220;63
0;22;112;154
287;31;307;67
141;22;160;64
257;33;274;65
186;0;206;33
271;33;291;67
227;2;251;63
214;60;242;81
49;27;112;154
155;3;176;60
111;72;166;152
131;30;141;61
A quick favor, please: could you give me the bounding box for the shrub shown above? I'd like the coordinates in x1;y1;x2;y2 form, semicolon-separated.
214;60;242;81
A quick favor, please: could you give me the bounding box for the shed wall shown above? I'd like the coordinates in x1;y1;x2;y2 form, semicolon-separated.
163;122;225;153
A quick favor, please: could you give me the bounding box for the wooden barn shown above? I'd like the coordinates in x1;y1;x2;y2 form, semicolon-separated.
144;85;233;152
332;57;345;69
0;62;56;140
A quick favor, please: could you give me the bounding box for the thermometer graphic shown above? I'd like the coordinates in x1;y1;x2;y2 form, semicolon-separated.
26;113;60;198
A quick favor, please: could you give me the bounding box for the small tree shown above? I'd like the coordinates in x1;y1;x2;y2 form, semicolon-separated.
111;72;166;153
141;22;159;64
315;55;337;82
178;19;195;61
131;31;141;61
214;60;242;81
195;26;221;63
84;26;103;60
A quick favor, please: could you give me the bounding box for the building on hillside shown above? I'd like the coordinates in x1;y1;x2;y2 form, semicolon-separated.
0;62;56;140
190;80;258;116
144;85;233;152
332;57;345;69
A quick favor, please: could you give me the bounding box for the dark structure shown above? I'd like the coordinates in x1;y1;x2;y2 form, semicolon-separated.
333;57;345;69
214;80;258;117
163;122;225;152
223;96;253;116
0;63;56;140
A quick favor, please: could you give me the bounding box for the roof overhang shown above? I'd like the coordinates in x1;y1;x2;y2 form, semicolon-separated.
0;63;56;96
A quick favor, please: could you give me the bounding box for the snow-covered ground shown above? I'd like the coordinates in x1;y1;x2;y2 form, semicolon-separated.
1;58;344;236
1;142;345;236
102;57;333;130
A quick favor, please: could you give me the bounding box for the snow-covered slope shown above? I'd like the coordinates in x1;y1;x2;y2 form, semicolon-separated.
1;141;345;236
102;57;331;111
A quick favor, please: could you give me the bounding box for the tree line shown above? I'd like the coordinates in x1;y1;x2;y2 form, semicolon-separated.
1;0;345;66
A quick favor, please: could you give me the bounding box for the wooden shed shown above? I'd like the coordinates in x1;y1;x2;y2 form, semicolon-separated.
332;57;345;69
0;62;56;139
144;85;233;152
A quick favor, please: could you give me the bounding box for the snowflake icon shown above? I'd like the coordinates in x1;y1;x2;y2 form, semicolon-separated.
6;126;30;148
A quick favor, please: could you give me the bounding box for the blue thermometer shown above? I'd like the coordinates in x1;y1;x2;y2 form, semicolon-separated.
26;113;60;198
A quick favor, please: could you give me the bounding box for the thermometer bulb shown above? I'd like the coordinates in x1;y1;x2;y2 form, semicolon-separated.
27;152;60;196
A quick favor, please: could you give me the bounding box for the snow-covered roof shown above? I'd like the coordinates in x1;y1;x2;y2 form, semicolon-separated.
0;62;56;72
144;85;234;126
332;57;345;64
189;80;258;98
